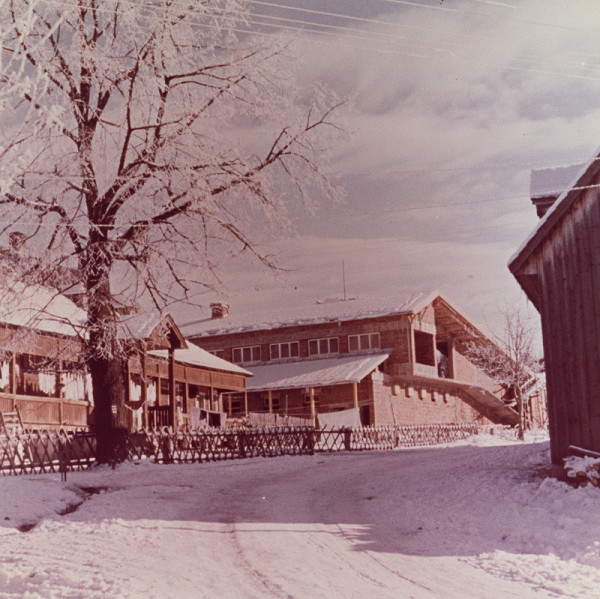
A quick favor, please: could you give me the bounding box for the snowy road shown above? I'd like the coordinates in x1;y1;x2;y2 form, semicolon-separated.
2;436;600;598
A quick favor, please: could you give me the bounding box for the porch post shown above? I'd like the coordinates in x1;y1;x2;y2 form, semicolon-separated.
353;382;359;409
10;354;16;408
268;390;273;414
310;387;316;428
168;348;176;431
141;351;148;429
447;338;456;379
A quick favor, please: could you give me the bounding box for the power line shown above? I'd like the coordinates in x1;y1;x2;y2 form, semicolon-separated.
337;157;590;178
29;0;600;69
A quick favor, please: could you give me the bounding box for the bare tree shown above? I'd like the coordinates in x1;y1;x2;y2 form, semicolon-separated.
0;0;345;462
465;305;541;440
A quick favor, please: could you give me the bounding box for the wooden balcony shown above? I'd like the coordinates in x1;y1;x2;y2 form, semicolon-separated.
0;393;90;429
147;405;172;429
396;362;438;378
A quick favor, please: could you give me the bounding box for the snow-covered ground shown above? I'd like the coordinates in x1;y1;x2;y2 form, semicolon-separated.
1;433;600;598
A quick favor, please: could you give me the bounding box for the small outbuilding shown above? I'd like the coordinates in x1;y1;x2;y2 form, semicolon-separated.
509;150;600;463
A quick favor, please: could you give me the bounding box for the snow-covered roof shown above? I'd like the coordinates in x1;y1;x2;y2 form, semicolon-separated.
0;283;86;337
118;312;163;341
180;292;436;338
148;341;251;376
530;163;584;199
117;312;188;351
510;149;600;273
246;352;390;392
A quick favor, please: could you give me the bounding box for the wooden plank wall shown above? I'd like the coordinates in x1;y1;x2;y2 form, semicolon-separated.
537;181;600;462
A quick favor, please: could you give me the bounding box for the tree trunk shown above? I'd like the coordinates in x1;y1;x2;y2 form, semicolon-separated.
89;356;129;464
515;383;525;441
85;250;130;465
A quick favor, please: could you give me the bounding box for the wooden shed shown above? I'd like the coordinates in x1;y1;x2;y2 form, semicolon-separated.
509;153;600;463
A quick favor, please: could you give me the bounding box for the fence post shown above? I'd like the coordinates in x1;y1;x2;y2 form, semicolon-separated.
58;439;68;482
343;427;352;451
306;427;315;454
238;430;246;458
160;431;172;464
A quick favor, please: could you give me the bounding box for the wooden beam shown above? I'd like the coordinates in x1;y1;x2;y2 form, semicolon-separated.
168;348;176;431
141;351;148;429
310;387;316;427
447;338;456;379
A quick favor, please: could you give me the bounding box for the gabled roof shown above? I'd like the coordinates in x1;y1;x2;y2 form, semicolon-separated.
180;291;441;338
118;312;187;350
246;352;390;392
530;163;584;200
509;149;600;275
148;341;251;376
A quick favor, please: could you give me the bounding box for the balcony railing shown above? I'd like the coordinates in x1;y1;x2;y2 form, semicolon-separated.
395;362;438;378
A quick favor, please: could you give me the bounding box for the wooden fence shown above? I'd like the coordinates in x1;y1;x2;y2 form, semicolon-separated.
0;429;95;476
0;423;480;475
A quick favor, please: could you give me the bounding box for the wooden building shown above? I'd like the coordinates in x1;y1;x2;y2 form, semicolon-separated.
182;293;521;427
510;154;600;463
125;314;251;430
0;288;250;432
0;284;91;430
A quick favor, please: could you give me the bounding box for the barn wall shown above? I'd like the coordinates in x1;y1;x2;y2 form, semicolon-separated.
534;182;600;462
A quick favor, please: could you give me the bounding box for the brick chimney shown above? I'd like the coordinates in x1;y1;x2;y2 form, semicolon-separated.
210;302;229;319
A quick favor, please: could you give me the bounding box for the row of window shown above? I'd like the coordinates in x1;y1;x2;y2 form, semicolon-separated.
225;333;381;365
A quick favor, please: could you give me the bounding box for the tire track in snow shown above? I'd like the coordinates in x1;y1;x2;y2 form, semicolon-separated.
333;523;437;596
299;522;436;598
224;519;295;599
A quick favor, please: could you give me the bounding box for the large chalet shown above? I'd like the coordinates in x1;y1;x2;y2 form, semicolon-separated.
182;292;520;428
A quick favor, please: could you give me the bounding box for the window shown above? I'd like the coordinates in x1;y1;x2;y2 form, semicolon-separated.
262;394;280;411
414;331;435;366
304;392;320;405
229;393;245;416
232;345;261;364
270;341;299;360
209;349;225;359
348;333;380;352
308;337;339;356
188;384;210;407
160;378;170;396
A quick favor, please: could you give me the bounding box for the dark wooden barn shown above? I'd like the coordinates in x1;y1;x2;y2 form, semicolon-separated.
510;154;600;463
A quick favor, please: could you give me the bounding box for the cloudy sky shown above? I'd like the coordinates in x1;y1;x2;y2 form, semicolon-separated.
178;0;600;338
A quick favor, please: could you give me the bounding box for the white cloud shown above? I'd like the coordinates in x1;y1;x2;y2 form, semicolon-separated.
176;1;600;348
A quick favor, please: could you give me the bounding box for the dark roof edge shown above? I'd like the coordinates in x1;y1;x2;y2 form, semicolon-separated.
509;150;600;275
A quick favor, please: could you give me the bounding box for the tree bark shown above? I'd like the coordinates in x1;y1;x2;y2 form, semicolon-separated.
516;383;526;441
89;356;129;464
85;249;130;464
